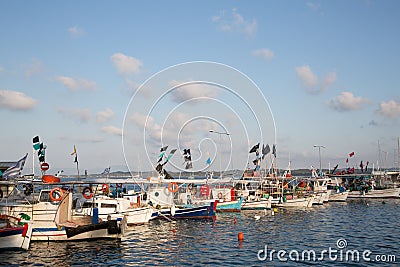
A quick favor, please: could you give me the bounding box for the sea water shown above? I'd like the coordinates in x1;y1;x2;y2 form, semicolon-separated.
1;199;399;266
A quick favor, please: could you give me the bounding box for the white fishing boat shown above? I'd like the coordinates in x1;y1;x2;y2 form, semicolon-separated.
328;191;349;202
75;193;154;226
0;181;126;241
0;214;33;250
347;187;400;199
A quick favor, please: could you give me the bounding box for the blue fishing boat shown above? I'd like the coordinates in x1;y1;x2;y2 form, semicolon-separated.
157;201;217;220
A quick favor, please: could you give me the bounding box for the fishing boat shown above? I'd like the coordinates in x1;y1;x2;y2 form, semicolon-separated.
0;214;33;250
234;169;272;210
143;177;218;220
75;192;154;226
0;180;126;241
55;190;126;241
328;173;400;199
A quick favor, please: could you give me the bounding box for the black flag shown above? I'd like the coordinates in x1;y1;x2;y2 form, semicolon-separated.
272;144;276;158
249;143;260;153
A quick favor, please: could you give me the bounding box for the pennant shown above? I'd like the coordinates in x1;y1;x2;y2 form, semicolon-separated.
32;136;40;144
185;162;193;169
331;164;339;174
262;144;270;159
349;152;355;157
346;158;349;163
272;144;276;158
158;151;165;159
74;154;78;163
206;157;211;165
249;143;259;153
71;145;77;155
160;145;168;152
359;161;364;172
156;163;163;173
169;148;177;154
33;143;41;150
2;153;28;179
101;167;111;175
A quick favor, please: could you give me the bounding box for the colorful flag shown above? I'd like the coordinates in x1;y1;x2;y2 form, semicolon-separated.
206;157;211;165
359;161;364;172
2;153;28;179
349;152;355;157
346;158;349;163
249;143;259;153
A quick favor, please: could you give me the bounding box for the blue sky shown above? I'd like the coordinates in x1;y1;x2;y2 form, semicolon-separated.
1;0;399;175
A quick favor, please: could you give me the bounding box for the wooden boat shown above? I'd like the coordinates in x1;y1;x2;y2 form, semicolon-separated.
1;182;126;241
0;214;33;250
75;194;154;226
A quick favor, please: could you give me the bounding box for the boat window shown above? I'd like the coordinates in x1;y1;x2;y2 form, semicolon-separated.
100;203;117;209
39;191;51;202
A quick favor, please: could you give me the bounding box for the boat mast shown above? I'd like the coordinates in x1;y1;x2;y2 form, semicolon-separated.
398;137;400;172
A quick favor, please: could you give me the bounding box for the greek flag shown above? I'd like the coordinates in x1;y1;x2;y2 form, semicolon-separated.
2;153;28;179
101;167;110;175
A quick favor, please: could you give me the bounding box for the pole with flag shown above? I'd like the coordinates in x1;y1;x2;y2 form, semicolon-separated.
71;145;80;180
2;153;28;180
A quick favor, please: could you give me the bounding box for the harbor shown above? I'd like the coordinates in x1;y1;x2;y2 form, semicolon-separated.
2;1;400;265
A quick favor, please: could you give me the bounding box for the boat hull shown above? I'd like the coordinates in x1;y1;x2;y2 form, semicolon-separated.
241;199;271;210
0;222;33;250
347;188;400;199
328;191;348;202
216;198;243;212
159;202;216;220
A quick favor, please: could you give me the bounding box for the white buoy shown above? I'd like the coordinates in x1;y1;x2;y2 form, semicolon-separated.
254;215;261;220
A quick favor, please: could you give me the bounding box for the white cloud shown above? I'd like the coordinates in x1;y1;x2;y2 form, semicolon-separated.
0;90;37;111
377;100;400;118
96;108;115;123
55;76;96;91
57;107;91;123
101;125;122;136
252;48;275;61
295;65;336;94
169;80;220;103
111;53;142;75
68;26;85;37
328;92;370;111
212;8;257;38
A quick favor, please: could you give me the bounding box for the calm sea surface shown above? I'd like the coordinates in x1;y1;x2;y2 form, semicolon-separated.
1;199;399;266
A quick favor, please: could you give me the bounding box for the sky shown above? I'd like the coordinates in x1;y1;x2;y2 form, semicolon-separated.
1;0;400;176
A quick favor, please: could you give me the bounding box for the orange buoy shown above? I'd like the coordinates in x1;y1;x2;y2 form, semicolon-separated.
238;231;244;241
167;182;179;193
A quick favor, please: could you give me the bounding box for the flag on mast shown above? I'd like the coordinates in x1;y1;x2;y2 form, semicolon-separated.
2;153;28;179
71;145;78;163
